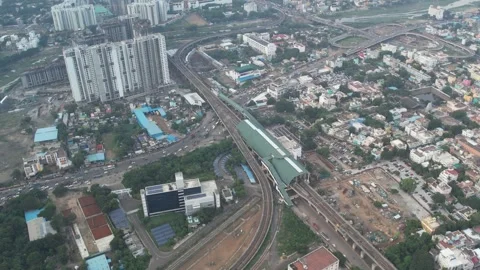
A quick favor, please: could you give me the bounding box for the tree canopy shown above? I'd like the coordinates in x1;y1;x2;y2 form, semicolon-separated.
400;178;417;193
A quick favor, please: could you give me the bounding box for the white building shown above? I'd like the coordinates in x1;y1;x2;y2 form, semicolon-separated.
243;1;257;14
51;0;97;31
64;33;170;102
429;179;452;195
439;169;459;182
437;248;474;270
127;0;168;25
409;145;439;164
432;152;460;167
243;33;276;59
428;5;445;20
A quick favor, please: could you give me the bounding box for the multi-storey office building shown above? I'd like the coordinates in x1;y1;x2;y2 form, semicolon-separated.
140;172;220;217
51;0;97;31
64;33;170;102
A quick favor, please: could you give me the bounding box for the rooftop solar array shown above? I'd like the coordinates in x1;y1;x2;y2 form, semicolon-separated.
151;224;175;246
109;208;129;229
186;193;207;200
145;185;164;195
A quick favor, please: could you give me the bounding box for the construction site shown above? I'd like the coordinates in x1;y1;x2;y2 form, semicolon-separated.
317;168;422;248
179;202;262;270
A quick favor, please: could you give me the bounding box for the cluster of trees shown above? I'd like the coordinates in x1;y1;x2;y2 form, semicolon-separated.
208;49;240;63
0;47;41;72
123;140;237;194
53;185;69;197
381;147;409;160
451;110;479;129
364;116;385;129
277;207;319;255
399;178;417;193
0;189;71;269
385;220;435;270
334;60;359;77
272;48;307;63
275;99;295;113
89;184;119;213
109;231;151;270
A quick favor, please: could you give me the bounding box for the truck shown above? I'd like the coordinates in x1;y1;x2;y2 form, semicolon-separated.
103;165;116;171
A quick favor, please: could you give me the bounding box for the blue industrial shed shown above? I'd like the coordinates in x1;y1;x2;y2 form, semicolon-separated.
133;108;163;140
34;126;58;143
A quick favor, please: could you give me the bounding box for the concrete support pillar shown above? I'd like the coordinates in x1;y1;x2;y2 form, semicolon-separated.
360;250;365;259
352;243;356;250
371;263;377;270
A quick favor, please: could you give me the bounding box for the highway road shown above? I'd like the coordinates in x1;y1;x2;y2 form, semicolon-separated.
0;111;219;201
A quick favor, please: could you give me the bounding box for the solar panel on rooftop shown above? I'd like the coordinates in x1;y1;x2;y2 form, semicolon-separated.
186;193;207;200
151;224;175;246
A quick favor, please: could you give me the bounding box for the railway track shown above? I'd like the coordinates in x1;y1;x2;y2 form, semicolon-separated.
167;10;286;267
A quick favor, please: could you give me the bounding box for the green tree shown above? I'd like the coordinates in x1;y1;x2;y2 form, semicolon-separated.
432;192;446;204
267;97;276;105
53;185;68;197
64;102;78;114
10;169;22;180
39;203;56;220
390;188;399;194
333;251;347;267
373;201;383;208
409;249;434;270
316;147;330;158
442;86;453;96
400;178;417;193
427;118;442;130
72;152;86;169
275;99;295;113
398;68;410;79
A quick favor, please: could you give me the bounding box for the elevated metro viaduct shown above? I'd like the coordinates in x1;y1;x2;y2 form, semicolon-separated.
219;93;397;270
219;93;309;205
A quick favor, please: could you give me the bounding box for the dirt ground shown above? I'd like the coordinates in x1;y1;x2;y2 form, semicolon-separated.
52;191;99;254
180;204;262;270
185;13;208;26
152;115;172;134
319;169;408;247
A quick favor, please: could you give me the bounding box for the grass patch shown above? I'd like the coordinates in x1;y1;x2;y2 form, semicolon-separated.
0;111;24;132
0;47;62;88
337;36;368;46
324;0;457;19
277;206;320;256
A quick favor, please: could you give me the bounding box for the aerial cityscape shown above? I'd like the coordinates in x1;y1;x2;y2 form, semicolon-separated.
2;0;480;269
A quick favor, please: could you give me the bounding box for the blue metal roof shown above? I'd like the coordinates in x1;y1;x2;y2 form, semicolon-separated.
133;109;163;139
34;126;58;143
109;208;129;229
86;254;110;270
87;153;105;162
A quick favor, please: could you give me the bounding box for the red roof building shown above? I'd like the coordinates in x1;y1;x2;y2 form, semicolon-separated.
288;247;339;270
91;225;112;240
87;214;108;229
81;204;102;218
78;196;96;207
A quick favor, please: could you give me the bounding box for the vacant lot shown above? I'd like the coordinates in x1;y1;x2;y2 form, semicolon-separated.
180;203;261;269
185;13;208;26
319;168;427;248
0;111;30;182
